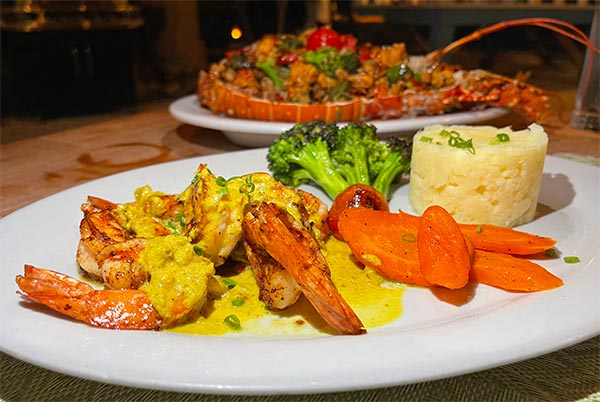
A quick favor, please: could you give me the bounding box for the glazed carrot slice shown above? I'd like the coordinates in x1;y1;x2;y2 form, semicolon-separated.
398;210;556;256
470;249;563;292
460;224;556;255
338;208;431;287
418;205;472;289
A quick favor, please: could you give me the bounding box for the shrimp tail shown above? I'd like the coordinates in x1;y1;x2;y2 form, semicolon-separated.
243;203;366;335
16;265;162;330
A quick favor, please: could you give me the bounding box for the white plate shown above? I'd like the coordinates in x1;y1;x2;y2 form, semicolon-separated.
169;95;508;147
1;149;598;395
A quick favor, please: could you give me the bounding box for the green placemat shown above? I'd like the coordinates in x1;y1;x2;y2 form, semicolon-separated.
2;336;599;402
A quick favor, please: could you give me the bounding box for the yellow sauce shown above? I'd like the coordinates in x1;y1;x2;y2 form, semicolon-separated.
139;235;215;325
115;185;182;237
108;182;404;335
171;237;404;336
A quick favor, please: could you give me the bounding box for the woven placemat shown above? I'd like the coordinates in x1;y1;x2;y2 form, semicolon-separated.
2;336;598;402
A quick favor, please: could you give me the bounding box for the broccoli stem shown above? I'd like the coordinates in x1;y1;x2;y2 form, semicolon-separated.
337;146;371;185
289;145;350;199
372;154;410;200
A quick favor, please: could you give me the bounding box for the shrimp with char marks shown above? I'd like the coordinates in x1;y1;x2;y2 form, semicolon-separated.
18;164;361;334
243;202;366;335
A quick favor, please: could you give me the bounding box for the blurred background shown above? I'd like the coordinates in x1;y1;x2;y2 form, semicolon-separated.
1;0;596;143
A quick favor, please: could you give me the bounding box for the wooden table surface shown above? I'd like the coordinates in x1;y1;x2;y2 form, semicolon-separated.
1;105;598;217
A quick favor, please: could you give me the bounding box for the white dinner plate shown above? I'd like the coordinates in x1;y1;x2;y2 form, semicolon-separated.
1;149;598;395
169;95;508;147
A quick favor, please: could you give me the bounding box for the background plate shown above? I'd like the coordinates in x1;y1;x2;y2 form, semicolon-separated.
1;149;598;395
169;95;508;147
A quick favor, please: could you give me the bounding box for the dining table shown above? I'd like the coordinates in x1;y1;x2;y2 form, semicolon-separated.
0;101;598;402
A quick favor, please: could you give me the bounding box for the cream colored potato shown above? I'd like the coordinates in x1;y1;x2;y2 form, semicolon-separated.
409;124;548;227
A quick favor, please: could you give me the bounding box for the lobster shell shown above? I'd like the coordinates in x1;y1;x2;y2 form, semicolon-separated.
197;71;458;123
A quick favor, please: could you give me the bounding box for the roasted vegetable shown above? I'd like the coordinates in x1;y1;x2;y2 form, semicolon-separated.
266;121;412;200
338;207;563;292
266;120;349;200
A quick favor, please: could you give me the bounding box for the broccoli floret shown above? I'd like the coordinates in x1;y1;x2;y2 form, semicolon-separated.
340;51;360;73
267;121;350;199
331;123;384;185
267;121;412;201
303;47;341;77
371;136;412;199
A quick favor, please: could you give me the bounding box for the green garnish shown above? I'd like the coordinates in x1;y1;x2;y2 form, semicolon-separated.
420;136;433;143
165;221;178;233
231;296;246;307
239;175;256;194
222;278;237;289
193;245;204;256
386;63;413;84
401;233;416;243
476;225;483;233
216;176;228;186
216;176;229;196
545;248;557;258
257;59;287;90
439;130;475;154
329;81;350;101
563;256;580;264
175;213;186;227
223;314;241;331
490;133;511;145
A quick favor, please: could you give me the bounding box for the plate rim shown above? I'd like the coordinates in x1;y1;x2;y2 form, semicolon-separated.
1;150;599;395
168;94;509;136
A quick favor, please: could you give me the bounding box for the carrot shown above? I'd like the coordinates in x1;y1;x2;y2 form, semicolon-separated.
399;210;556;256
418;205;472;289
337;208;431;287
460;224;556;255
470;249;563;292
418;206;473;288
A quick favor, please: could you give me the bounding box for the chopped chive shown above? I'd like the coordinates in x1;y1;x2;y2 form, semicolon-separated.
222;278;237;289
476;225;483;233
239;175;256;194
175;213;186;227
490;133;510;145
231;296;246;307
563;256;580;264
420;136;433;143
193;245;204;256
216;176;228;186
544;248;557;258
439;130;475;154
224;314;241;331
401;232;416;243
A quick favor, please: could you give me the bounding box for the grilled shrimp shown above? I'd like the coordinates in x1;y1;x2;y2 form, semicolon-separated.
182;167;330;266
243;202;366;335
76;195;170;289
21;163;344;332
16;265;162;330
242;236;302;310
76;196;129;280
181;165;249;266
18;235;217;329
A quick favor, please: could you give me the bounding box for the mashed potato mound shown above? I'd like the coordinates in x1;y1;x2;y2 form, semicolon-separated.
409;124;548;227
